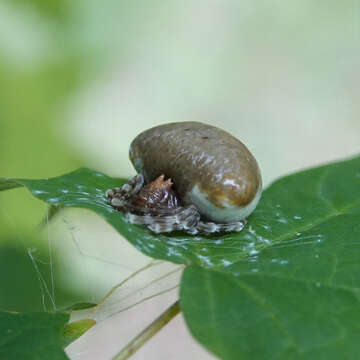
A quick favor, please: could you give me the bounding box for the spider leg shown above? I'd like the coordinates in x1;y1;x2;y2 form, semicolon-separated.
120;201;245;235
174;205;200;231
128;173;144;195
123;205;200;234
106;173;144;203
124;209;180;233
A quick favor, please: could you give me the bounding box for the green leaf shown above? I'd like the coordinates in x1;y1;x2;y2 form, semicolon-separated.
3;156;360;269
62;319;96;348
4;156;360;359
0;311;70;359
180;156;360;359
0;167;251;266
0;178;22;191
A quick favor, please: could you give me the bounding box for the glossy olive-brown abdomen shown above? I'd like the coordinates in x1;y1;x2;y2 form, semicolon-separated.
129;122;262;223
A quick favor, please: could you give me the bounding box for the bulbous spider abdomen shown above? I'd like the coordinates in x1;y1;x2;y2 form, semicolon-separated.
129;122;262;223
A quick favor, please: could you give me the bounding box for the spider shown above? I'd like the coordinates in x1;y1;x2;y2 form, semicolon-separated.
106;121;262;235
106;173;246;235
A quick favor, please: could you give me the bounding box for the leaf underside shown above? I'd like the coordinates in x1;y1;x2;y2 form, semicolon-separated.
2;155;360;359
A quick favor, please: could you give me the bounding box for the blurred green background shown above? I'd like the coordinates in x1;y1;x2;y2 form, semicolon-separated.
0;1;359;358
0;0;84;312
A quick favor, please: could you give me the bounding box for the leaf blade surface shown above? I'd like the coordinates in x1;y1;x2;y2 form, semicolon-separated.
0;311;70;360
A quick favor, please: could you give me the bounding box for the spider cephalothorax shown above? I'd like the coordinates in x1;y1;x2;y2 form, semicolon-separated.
106;122;262;235
131;174;179;210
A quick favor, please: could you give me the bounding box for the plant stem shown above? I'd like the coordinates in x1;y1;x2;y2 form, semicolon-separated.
112;300;181;360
